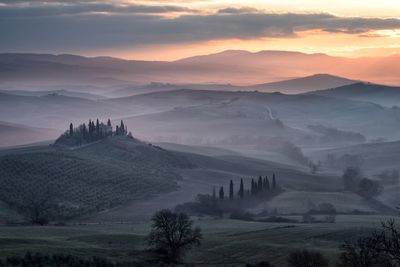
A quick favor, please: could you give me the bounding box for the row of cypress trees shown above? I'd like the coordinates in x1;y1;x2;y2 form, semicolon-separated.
213;174;278;201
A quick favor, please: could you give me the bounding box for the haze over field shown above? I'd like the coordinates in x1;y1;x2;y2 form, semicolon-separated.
1;0;400;266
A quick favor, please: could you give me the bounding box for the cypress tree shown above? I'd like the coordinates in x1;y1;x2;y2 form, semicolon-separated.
88;120;92;136
265;176;270;191
116;125;119;136
82;123;87;141
251;179;255;195
272;173;277;190
120;120;125;135
229;180;234;200
258;176;263;193
238;178;244;199
219;186;224;200
107;119;111;127
69;123;73;136
96;119;100;136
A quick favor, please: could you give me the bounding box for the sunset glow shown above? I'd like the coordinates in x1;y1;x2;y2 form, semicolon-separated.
1;0;400;60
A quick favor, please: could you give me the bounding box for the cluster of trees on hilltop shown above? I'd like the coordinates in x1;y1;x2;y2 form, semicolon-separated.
55;119;129;146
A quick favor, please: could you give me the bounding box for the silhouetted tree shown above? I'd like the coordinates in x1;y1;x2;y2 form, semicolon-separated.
120;120;125;135
82;123;87;141
69;123;73;136
238;178;244;199
147;209;202;264
212;186;216;200
251;179;256;195
91;121;95;136
229;180;234;200
264;176;270;191
337;219;400;267
258;176;263;193
88;119;92;136
19;187;56;225
96;119;100;136
116;125;119;136
219;186;224;200
107;118;111;127
337;237;392;267
272;173;277;190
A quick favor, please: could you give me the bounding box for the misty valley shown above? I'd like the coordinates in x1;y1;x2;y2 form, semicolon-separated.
1;52;400;267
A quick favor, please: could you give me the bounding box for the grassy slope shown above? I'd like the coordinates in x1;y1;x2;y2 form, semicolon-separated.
84;143;383;223
310;140;400;174
0;137;191;220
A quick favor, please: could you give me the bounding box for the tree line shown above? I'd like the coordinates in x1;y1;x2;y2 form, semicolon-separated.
215;174;279;201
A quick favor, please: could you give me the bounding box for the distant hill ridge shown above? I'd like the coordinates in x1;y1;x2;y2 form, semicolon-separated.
2;51;400;85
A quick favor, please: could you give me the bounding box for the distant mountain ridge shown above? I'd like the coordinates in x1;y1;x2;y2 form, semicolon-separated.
1;51;400;85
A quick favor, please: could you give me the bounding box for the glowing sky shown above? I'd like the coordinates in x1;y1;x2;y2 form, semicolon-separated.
1;0;400;60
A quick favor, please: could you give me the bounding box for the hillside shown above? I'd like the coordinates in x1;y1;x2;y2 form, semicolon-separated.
309;82;400;107
0;121;60;148
310;140;400;174
0;92;130;129
0;89;106;101
0;136;192;222
250;74;357;94
107;74;356;98
112;89;400;141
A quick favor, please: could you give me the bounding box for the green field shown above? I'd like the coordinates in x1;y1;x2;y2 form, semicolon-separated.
0;215;395;266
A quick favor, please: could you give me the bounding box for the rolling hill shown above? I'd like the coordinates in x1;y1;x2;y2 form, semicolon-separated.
310;140;400;174
250;74;357;94
111;89;400;141
0;89;106;101
309;82;400;107
0;92;130;129
0;121;60;148
107;74;356;98
0;136;192;221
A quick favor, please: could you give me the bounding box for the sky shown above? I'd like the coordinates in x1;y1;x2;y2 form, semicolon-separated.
1;0;400;60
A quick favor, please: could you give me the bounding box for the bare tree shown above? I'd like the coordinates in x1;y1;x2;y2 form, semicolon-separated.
19;187;56;225
337;219;400;267
147;209;202;264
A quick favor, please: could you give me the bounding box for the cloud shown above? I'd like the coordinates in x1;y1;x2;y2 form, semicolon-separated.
1;3;400;52
217;7;260;14
0;2;194;17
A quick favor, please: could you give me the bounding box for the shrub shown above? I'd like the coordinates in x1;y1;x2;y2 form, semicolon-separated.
357;178;383;199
